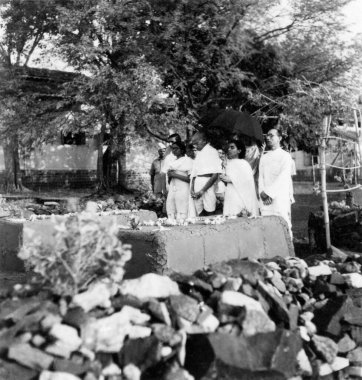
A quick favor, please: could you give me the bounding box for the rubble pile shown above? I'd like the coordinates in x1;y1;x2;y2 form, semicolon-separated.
1;251;362;379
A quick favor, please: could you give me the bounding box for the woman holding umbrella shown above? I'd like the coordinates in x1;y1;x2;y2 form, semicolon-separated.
220;140;259;217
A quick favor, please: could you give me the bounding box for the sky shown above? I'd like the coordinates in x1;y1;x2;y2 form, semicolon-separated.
343;0;362;35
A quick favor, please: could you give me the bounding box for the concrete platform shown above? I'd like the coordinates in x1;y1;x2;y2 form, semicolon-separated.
119;216;294;278
1;213;293;278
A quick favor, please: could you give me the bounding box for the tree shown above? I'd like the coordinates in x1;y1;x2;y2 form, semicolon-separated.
0;0;62;191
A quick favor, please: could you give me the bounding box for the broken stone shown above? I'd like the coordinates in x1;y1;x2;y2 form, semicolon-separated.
343;273;362;288
318;357;349;377
146;299;171;325
0;358;37;380
270;271;286;293
152;324;182;346
32;334;46;347
311;335;338;364
296;349;312;376
118;336;162;371
351;325;362;345
223;277;242;291
308;264;332;277
344;305;362;326
257;280;290;325
220;290;275;336
123;363;141;380
330;272;345;285
196;309;219;333
313;295;354;337
49;324;82;348
348;366;362;377
0;297;42;323
53;358;90;376
63;307;89;330
208;329;301;379
337;334;356;354
39;371;81;380
8;343;53;370
127;325;152;339
82;306;150;352
348;346;362;365
119;273;180;299
330;246;348;263
72;281;114;312
169;294;200;323
102;362;122;376
41;313;62;331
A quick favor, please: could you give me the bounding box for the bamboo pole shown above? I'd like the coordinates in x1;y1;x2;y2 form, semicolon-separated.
320;116;331;250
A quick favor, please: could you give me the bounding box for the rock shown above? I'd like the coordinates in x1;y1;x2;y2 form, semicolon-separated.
348;366;362;377
347;288;362;307
296;349;312;376
220;290;275;336
208;329;301;379
123;363;141;380
53;358;90;376
218;259;266;286
308;264;332;277
319;357;349;376
344;305;362;326
0;297;42;322
118;336;162;371
270;271;286;293
311;335;338;364
257;281;290;325
81;306;150;352
330;246;348;263
127;325;152;339
39;371;81;380
351;325;362;345
330;272;345;285
146;299;172;325
32;334;46;347
163;367;195;380
313;295;354;337
72;281;114;312
343;273;362;288
337;334;356;353
196;310;219;333
63;307;89;330
49;324;82;347
209;273;227;289
152;324;182;347
0;358;37;380
339;261;361;274
169;294;200;323
41;313;62;331
223;277;242;291
102;362;122;376
8;343;53;370
348;346;362;365
119;273;180;299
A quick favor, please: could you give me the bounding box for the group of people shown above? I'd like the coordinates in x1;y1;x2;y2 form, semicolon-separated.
150;128;295;233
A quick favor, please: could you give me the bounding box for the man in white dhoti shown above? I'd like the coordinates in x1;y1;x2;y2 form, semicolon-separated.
259;129;294;234
190;132;222;216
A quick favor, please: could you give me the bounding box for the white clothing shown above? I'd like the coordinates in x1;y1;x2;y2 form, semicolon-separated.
245;144;261;176
190;144;222;177
223;159;259;217
190;144;222;216
166;156;193;220
161;152;177;191
259;148;294;230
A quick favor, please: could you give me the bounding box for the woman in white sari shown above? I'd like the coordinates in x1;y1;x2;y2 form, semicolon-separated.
166;141;194;220
220;140;259;217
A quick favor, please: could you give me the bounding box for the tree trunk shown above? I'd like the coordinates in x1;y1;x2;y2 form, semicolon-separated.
2;136;23;192
96;124;108;192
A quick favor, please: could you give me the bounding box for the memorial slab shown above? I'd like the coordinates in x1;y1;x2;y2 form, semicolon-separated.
1;214;293;277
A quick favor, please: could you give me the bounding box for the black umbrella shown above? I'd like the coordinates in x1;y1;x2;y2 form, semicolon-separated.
200;109;263;143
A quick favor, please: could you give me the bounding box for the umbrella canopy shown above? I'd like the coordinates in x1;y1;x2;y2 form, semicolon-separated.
200;109;263;143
